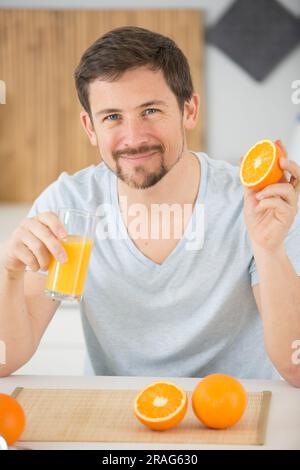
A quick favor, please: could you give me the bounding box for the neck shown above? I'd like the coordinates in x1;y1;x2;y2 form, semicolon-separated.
117;150;200;208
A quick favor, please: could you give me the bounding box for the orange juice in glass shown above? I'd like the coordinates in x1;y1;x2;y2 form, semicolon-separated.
45;208;97;302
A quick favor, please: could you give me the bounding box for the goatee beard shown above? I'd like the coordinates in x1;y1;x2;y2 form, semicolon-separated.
110;136;185;189
116;157;168;189
113;144;167;189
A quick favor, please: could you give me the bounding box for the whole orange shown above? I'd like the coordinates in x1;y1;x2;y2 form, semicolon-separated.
192;374;247;429
0;393;26;445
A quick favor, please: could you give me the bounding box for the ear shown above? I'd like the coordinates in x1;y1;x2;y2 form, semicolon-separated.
80;111;98;146
183;93;199;130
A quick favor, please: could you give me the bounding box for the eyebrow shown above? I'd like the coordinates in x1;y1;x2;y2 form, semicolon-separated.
95;100;167;117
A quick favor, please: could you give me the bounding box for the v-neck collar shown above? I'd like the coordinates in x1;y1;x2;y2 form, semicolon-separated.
109;152;208;269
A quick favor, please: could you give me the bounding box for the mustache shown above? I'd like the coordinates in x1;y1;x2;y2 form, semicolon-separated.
112;144;164;160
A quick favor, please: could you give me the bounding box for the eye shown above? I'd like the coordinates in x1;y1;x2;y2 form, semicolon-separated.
104;114;121;122
143;108;160;116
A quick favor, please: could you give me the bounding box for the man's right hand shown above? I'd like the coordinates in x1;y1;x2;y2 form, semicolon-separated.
1;212;68;276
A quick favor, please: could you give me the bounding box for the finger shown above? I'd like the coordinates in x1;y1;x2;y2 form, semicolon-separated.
279;159;300;193
275;139;287;157
35;212;68;239
243;186;259;213
255;196;295;216
14;241;40;272
278;170;290;184
20;218;68;263
243;185;257;200
256;183;298;207
18;227;52;270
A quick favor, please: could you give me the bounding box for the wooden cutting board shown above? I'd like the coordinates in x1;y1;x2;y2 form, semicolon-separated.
12;388;271;445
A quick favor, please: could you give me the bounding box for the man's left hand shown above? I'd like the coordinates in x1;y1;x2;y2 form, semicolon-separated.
243;158;300;252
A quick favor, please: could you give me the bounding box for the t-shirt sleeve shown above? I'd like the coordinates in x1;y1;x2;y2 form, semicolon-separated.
249;207;300;286
26;181;61;219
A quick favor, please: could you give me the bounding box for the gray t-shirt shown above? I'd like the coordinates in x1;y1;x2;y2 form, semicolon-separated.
27;152;300;379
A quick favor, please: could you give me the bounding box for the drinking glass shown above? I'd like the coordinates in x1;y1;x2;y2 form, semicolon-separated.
44;208;97;302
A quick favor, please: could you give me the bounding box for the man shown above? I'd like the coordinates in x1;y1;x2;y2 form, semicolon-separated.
1;27;300;384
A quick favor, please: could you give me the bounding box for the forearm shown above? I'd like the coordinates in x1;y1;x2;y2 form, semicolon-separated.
253;243;300;386
0;263;36;376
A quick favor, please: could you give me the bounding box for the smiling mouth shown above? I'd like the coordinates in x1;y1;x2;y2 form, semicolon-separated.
120;151;158;162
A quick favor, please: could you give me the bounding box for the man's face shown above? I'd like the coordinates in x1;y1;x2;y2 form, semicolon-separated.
83;67;194;189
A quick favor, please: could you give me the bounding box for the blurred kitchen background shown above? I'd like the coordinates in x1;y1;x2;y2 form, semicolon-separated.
0;0;300;375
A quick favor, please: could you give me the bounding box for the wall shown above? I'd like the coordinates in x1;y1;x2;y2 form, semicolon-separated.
1;0;299;164
0;8;204;202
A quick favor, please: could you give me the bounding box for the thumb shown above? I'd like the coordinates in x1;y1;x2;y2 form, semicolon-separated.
243;185;259;214
275;139;287;158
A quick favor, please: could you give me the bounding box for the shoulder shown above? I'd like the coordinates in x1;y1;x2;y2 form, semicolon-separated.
28;161;110;216
56;161;109;189
194;151;242;201
47;162;109;199
196;151;240;186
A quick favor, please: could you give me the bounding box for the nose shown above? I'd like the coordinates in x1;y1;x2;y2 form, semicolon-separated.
121;117;149;148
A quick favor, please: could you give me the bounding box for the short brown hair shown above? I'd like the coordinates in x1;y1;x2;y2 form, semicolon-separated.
74;26;194;117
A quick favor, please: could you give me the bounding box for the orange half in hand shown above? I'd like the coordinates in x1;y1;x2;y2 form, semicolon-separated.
134;381;188;431
240;139;287;191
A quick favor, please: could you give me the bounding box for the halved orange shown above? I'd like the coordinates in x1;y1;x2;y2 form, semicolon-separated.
134;381;188;431
240;139;286;191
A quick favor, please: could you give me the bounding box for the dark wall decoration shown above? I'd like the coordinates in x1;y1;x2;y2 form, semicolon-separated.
206;0;300;81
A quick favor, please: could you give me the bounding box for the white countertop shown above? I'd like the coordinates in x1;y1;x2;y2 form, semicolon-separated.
1;374;299;450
